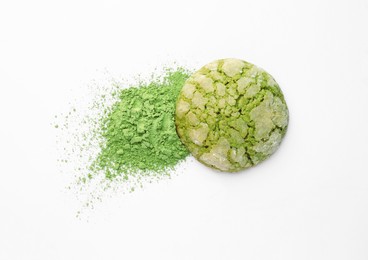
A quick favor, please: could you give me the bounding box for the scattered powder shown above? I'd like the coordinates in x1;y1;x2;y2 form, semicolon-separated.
55;67;191;212
92;69;190;180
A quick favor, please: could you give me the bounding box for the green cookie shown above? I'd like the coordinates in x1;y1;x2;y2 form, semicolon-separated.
175;58;289;172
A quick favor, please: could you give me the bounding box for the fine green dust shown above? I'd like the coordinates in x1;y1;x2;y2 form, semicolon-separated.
54;67;191;213
91;69;190;179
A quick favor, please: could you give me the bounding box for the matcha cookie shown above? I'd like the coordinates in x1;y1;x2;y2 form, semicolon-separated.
175;58;289;172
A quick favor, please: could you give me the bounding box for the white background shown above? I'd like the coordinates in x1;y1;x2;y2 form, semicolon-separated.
1;0;368;259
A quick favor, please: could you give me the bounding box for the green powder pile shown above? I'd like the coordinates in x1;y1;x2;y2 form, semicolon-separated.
55;67;192;211
92;69;190;180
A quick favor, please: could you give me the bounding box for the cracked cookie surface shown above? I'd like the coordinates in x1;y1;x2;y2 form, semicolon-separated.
175;58;289;172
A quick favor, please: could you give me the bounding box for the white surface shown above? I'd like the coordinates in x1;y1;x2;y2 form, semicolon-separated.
1;0;368;259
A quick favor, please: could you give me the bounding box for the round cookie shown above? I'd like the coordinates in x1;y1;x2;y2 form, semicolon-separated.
175;58;289;172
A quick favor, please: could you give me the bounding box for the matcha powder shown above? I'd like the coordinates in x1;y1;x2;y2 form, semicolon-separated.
93;69;190;180
55;68;191;209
